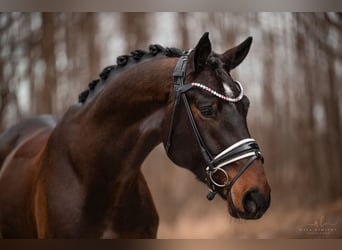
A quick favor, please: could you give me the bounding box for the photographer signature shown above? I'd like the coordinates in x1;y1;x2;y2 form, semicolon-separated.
306;215;339;228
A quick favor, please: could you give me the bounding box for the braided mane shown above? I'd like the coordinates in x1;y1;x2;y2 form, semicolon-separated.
78;45;184;103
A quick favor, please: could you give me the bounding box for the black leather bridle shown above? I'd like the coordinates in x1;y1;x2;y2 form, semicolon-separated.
165;52;264;203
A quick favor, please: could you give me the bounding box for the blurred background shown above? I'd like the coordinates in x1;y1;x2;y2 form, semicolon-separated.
0;12;341;238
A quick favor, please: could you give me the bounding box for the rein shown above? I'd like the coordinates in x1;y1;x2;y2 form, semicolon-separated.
165;52;264;202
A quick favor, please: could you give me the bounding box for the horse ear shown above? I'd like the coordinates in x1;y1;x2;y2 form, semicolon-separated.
221;36;252;71
189;32;212;72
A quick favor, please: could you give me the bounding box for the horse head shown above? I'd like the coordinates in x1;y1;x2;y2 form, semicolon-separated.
163;32;271;219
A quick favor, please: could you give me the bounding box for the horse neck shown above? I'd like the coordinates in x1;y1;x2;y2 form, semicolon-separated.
54;57;178;190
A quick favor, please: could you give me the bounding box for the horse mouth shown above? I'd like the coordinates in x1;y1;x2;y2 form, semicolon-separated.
226;188;271;220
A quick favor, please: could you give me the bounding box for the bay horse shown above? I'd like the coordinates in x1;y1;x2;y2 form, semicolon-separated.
0;32;270;238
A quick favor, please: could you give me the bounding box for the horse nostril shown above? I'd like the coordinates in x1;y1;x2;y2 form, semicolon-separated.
243;189;268;218
243;190;258;215
245;195;257;214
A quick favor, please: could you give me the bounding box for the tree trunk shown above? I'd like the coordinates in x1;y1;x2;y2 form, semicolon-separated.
38;13;56;114
120;13;150;51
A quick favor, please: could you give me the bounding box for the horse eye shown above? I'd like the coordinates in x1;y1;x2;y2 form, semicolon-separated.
199;106;214;117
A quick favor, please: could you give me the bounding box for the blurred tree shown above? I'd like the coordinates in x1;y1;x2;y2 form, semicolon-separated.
38;13;56;114
50;13;102;112
294;13;342;202
0;13;23;130
120;13;150;51
177;13;190;48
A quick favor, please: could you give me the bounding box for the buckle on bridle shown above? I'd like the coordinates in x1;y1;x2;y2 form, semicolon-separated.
206;166;229;201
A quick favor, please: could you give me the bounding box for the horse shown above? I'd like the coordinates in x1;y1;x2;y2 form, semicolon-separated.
0;32;271;238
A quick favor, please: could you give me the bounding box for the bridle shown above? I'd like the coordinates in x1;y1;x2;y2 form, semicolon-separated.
165;51;264;204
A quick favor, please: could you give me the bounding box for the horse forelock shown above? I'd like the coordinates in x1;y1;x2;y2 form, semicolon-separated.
207;52;239;98
78;45;184;103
